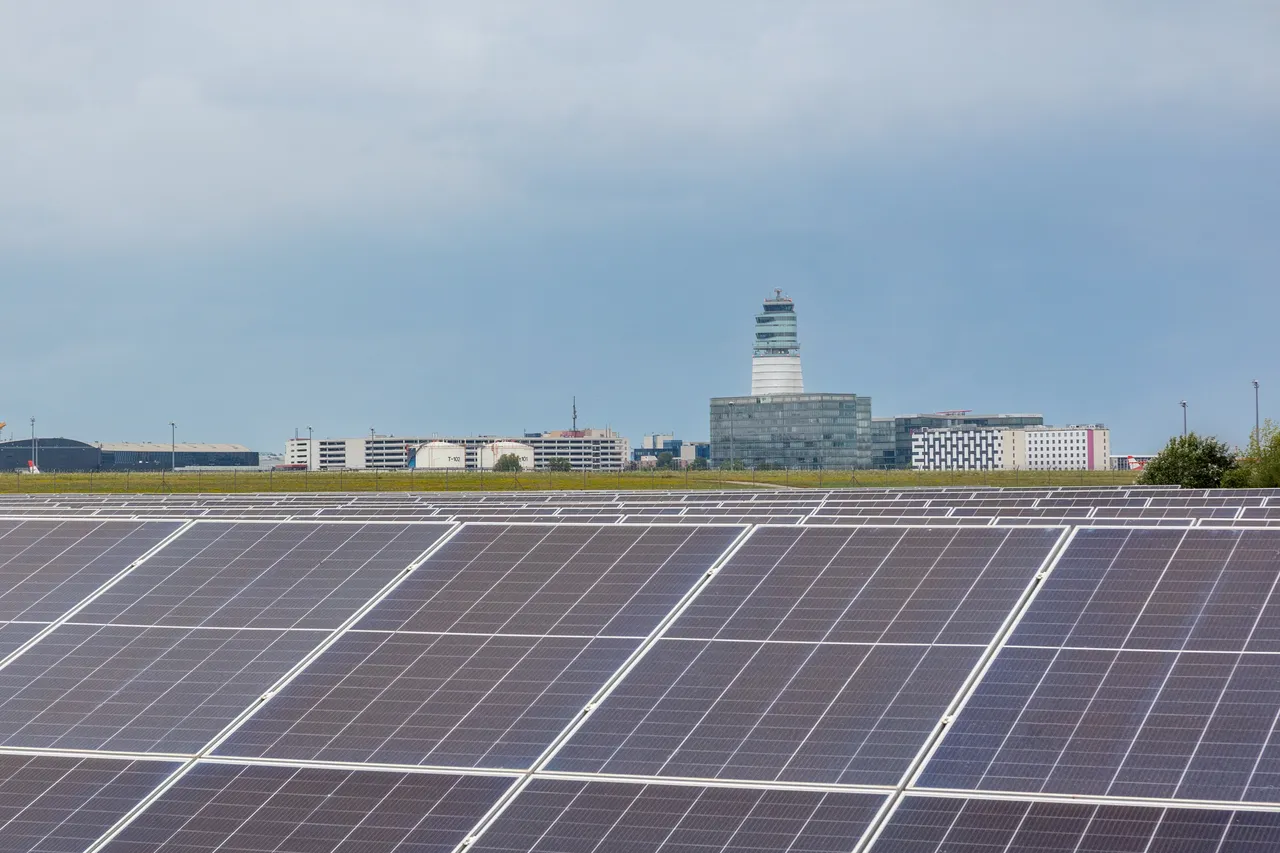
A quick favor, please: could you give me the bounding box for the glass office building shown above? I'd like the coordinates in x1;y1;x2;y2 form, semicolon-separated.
710;394;872;469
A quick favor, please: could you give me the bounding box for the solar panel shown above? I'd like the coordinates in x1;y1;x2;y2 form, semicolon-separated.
804;515;995;526
1002;529;1280;651
0;520;182;622
74;522;452;630
0;753;179;853
469;778;885;853
668;527;1062;644
215;632;637;768
100;763;512;853
0;624;322;753
915;528;1280;803
355;524;742;637
548;526;1062;787
550;639;983;785
0;622;44;659
866;796;1280;852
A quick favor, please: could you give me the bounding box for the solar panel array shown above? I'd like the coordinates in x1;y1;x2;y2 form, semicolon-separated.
0;487;1278;851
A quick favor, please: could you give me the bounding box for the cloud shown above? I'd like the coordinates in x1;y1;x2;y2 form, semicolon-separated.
1;1;1277;246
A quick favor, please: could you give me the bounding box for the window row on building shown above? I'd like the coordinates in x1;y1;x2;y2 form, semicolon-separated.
911;425;1111;471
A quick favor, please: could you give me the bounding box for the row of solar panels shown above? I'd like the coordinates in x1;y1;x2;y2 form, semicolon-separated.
2;514;1280;851
0;488;1278;530
2;506;1279;528
2;485;1278;510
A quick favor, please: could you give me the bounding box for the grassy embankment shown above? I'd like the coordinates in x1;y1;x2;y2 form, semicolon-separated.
0;468;1139;494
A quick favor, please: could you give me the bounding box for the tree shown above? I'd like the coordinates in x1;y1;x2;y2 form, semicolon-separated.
720;459;747;471
656;451;675;470
1231;419;1280;487
689;457;709;471
1138;433;1237;488
493;453;523;472
547;457;573;472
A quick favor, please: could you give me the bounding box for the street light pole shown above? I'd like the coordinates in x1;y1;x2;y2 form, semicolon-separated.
1254;380;1261;452
1180;401;1188;438
169;422;176;471
307;425;314;471
29;417;35;470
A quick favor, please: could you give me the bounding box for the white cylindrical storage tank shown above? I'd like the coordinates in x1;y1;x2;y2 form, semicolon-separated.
480;441;535;470
411;441;466;470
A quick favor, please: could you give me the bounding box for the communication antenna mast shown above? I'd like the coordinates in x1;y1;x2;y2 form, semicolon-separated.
572;397;577;431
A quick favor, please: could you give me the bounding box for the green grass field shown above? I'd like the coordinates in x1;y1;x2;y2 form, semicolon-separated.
0;468;1139;494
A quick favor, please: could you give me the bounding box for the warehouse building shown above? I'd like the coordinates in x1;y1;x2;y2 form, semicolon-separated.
0;438;100;472
0;439;258;472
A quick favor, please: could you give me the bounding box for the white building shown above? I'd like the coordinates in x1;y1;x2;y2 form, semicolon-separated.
911;427;1008;470
1016;425;1110;471
912;425;1111;471
285;428;630;472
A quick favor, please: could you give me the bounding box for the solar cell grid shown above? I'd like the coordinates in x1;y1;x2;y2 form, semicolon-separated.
546;525;1060;787
469;778;885;853
356;524;742;637
215;631;638;768
804;515;994;526
0;623;323;754
1006;529;1280;652
0;520;182;622
1205;519;1280;529
0;753;179;853
1150;497;1266;508
944;508;1000;517
624;514;805;525
669;526;1061;644
0;622;44;659
915;527;1280;804
868;796;1280;853
1077;517;1198;527
550;639;983;785
100;762;512;853
74;521;452;630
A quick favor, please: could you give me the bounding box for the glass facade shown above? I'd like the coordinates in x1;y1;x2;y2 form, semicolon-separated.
99;449;260;470
753;297;800;357
871;418;897;469
709;394;873;469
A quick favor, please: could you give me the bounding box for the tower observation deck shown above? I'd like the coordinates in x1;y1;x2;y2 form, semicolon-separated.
751;290;805;394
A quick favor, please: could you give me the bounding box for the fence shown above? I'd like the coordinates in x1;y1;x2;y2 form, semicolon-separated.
0;466;1140;494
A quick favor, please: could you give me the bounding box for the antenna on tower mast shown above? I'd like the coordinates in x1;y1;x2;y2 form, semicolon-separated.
572;397;577;431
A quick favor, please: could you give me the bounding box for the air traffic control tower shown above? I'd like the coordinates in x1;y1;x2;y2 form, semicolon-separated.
751;289;804;395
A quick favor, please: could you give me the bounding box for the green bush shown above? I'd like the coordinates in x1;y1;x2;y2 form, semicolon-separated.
493;453;523;472
1138;433;1237;488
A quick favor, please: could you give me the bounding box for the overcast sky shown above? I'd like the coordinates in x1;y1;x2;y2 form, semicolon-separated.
3;2;1277;454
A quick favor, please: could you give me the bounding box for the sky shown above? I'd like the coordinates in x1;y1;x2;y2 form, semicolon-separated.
3;1;1278;455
